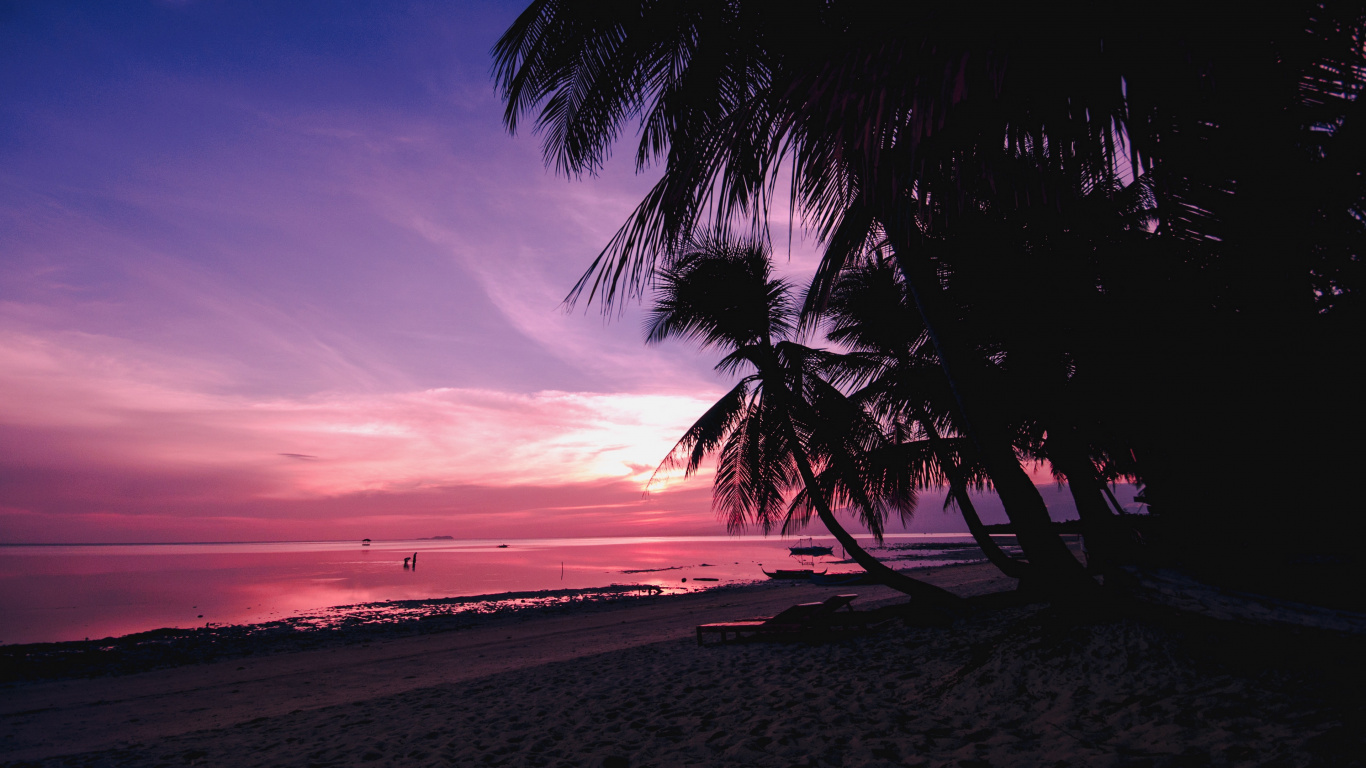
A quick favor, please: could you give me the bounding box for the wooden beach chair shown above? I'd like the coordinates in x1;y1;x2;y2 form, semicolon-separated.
696;594;859;645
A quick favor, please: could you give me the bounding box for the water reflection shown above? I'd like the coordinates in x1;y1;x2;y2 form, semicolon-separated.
0;534;1009;644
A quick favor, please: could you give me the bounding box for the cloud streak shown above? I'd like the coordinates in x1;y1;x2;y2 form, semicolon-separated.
0;327;721;484
0;326;726;541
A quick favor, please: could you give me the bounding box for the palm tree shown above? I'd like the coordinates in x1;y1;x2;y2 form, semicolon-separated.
496;1;1366;603
646;236;962;608
492;1;1098;591
818;258;1031;580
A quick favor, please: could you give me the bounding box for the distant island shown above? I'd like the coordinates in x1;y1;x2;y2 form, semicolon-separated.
424;536;455;540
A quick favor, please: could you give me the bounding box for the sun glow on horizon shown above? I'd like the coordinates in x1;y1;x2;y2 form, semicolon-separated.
0;330;721;498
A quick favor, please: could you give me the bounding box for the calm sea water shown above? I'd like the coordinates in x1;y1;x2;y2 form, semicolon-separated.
0;534;1011;645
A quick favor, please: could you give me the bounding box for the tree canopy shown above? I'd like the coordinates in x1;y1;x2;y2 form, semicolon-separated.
495;0;1366;606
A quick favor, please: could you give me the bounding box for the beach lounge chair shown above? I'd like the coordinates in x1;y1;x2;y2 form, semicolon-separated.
696;594;859;645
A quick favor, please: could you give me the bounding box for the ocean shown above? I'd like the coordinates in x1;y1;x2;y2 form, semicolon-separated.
0;534;1017;645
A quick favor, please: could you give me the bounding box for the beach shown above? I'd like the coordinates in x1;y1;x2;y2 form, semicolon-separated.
2;560;1361;767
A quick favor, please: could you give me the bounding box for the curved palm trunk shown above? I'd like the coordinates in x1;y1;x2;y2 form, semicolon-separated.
1045;430;1122;573
952;490;1028;576
914;410;1030;580
779;417;964;610
1101;484;1127;516
1044;428;1116;527
883;224;1091;594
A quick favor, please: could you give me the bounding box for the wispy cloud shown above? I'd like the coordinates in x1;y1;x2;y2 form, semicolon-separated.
0;326;727;541
0;328;720;490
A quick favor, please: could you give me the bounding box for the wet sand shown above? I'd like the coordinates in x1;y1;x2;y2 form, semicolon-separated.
2;561;1360;767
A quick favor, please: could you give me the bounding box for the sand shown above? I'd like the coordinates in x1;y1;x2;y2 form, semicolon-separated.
2;561;1361;767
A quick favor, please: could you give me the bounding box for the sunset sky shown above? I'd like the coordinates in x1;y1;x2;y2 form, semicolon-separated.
0;1;1115;543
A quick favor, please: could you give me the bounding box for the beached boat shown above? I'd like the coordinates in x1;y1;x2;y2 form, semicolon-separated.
763;568;827;579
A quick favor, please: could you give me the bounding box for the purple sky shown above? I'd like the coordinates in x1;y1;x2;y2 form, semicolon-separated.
0;1;1123;543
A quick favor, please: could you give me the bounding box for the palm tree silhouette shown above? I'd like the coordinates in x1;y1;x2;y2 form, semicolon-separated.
496;1;1366;605
492;1;1094;590
646;236;962;608
818;257;1031;580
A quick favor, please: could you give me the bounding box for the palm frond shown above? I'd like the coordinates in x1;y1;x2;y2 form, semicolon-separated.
645;236;795;349
648;378;754;489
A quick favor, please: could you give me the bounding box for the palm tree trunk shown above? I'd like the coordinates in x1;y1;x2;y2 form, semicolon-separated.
1044;428;1123;574
883;229;1090;593
780;417;964;609
914;410;1031;579
1101;484;1127;516
951;489;1029;577
1045;429;1116;527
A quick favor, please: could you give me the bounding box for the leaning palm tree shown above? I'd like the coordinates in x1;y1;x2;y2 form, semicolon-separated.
495;1;1366;604
819;258;1031;580
646;236;961;608
492;1;1096;590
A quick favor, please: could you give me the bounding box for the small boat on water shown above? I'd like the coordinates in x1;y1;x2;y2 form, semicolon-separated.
787;537;834;557
763;568;827;579
361;538;371;546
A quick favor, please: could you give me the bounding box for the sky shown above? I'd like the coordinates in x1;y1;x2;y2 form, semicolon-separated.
0;0;1120;543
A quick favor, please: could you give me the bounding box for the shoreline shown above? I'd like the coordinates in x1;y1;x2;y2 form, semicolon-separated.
1;555;1014;684
0;536;1017;648
1;552;1016;672
0;561;1008;762
4;559;1359;766
0;583;675;683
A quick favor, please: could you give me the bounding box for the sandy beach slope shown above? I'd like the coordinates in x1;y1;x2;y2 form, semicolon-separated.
2;561;1361;767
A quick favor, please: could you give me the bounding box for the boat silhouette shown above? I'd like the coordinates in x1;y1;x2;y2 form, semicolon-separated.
787;537;834;556
762;568;827;580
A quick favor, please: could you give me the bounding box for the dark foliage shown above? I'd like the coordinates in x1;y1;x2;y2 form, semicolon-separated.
496;0;1366;603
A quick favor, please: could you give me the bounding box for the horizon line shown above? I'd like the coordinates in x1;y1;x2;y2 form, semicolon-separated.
0;531;1008;547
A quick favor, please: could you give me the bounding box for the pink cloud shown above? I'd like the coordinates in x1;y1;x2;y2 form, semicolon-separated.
0;325;1135;544
0;327;735;542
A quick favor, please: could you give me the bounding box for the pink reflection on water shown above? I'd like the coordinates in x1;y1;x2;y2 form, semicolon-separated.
0;535;992;644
